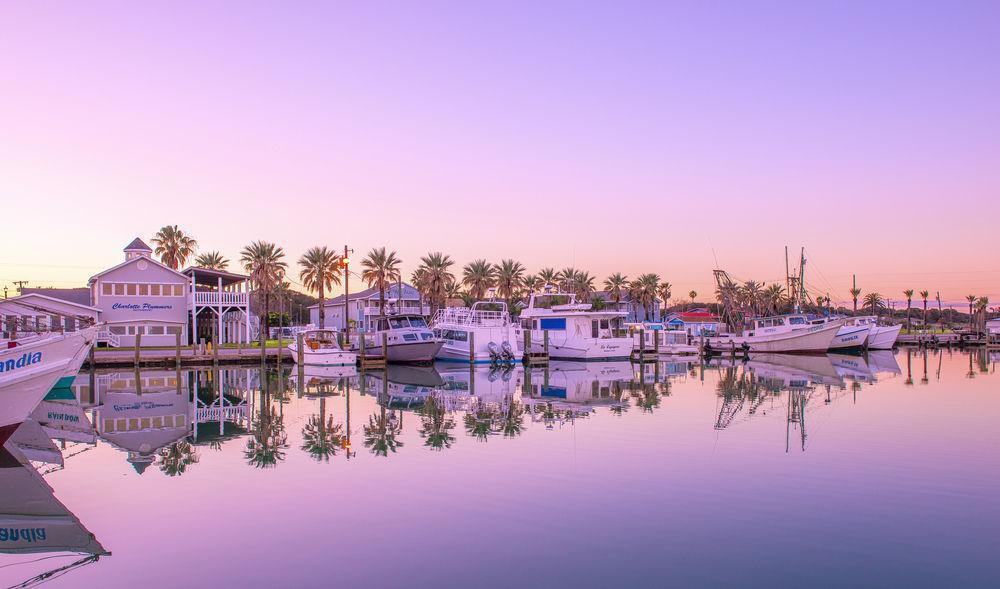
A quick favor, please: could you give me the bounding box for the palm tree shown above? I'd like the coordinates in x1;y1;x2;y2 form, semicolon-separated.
538;267;559;287
557;267;579;293
496;259;525;305
194;250;229;270
415;252;455;314
689;290;697;306
299;246;342;329
462;259;496;300
903;289;914;331
522;274;543;293
863;292;884;318
850;287;862;314
919;290;930;328
740;281;765;316
966;295;977;331
443;280;464;305
240;241;287;343
604;273;629;309
572;270;596;301
157;440;199;476
361;247;402;315
657;282;672;314
629;274;660;321
975;296;990;331
763;283;786;316
151;225;197;269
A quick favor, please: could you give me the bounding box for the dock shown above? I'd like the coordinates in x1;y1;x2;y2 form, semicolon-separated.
522;330;549;366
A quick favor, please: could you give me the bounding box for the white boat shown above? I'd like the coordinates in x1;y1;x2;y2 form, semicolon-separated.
0;328;96;446
845;316;902;350
523;360;632;409
287;329;356;366
707;315;843;354
625;323;700;355
518;287;632;361
811;317;870;350
828;353;876;382
432;300;521;363
358;314;444;364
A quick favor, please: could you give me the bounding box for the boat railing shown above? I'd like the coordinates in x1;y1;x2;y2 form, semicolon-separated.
433;308;510;327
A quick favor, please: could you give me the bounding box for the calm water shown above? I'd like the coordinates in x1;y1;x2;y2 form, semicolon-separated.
2;349;998;588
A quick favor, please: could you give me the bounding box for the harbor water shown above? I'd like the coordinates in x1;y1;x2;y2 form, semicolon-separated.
1;349;997;588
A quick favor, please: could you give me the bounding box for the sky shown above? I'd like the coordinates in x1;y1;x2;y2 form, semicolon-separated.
1;1;998;307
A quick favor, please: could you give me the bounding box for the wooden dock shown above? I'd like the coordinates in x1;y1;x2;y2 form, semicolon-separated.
522;330;549;365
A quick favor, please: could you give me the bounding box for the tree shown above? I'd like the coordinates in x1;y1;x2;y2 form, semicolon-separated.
496;259;525;305
919;290;930;328
415;252;455;315
850;287;862;314
157;440;199;476
361;247;402;316
604;273;629;308
299;246;342;329
657;282;672;313
300;397;344;462
572;270;595;301
629;273;660;321
462;259;496;300
966;295;977;331
151;225;197;270
240;241;287;343
557;267;578;293
194;251;229;270
903;289;914;331
538;268;559;286
764;283;786;316
863;292;884;318
418;394;456;450
522;274;543;293
689;290;697;305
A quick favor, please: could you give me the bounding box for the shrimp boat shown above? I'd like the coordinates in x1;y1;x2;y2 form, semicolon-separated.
287;329;356;366
518;287;632;361
707;314;843;354
844;316;902;350
1;327;97;446
432;300;520;364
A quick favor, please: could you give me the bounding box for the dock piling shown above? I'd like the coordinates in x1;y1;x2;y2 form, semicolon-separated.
134;333;141;366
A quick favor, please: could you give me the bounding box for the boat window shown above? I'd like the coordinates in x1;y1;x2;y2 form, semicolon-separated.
773;318;785;326
789;317;805;325
592;320;599;338
402;333;417;342
540;318;567;331
600;319;609;329
378;319;390;331
452;330;468;342
409;317;427;328
389;317;408;329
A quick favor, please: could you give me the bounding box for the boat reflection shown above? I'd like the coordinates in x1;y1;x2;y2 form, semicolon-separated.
0;441;108;586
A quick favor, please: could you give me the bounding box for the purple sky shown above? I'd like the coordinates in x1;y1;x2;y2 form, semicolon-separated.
1;2;998;305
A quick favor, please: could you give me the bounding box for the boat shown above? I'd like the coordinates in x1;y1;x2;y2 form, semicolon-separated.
0;328;97;446
844;316;902;350
811;317;870;350
358;313;444;364
625;323;699;355
432;300;521;364
828;353;876;382
287;329;356;366
517;287;632;361
523;361;633;409
362;364;444;407
706;315;843;354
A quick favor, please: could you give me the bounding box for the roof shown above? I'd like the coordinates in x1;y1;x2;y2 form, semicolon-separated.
666;311;721;323
2;292;101;313
181;266;249;281
309;283;419;309
19;288;93;307
124;237;152;251
88;254;189;283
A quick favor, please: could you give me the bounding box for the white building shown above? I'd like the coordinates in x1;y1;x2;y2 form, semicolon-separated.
309;283;430;331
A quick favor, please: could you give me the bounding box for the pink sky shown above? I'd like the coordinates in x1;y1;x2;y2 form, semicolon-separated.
1;2;997;306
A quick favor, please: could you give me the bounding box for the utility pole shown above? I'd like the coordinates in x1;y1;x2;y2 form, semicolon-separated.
12;280;28;295
343;245;353;338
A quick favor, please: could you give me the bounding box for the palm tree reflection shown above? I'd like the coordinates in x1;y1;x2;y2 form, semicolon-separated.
157;440;200;476
301;397;345;462
420;394;457;450
364;400;403;457
245;390;288;468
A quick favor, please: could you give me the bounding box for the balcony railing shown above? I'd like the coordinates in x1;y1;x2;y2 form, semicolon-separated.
193;291;249;306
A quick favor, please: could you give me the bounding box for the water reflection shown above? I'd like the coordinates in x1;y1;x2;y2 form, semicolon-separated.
1;349;996;587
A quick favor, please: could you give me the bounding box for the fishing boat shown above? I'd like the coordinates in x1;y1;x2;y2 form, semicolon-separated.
811;317;870;350
0;328;97;446
432;300;520;364
518;287;632;361
287;329;356;366
625;323;699;355
358;313;444;364
707;315;843;354
844;316;902;350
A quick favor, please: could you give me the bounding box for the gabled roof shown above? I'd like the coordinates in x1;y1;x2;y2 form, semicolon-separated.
19;288;92;307
124;237;152;251
181;266;249;281
309;283;419;309
2;292;101;313
88;254;189;283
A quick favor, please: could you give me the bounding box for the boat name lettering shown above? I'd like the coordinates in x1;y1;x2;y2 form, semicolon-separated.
0;528;46;543
112;401;175;411
0;352;43;373
46;411;80;423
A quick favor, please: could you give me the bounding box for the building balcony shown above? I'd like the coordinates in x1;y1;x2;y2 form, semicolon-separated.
193;291;249;306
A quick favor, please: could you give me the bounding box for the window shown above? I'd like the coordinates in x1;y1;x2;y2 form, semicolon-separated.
166;326;182;335
109;326;127;335
592;320;599;338
173;284;184;296
147;326;165;335
126;284;137;296
402;333;417;342
409;317;428;328
789;317;805;325
389;317;407;329
150;284;161;296
114;283;125;296
102;283;112;296
138;284;149;296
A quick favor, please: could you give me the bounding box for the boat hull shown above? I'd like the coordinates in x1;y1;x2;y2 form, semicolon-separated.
867;324;902;350
434;325;521;363
386;341;445;364
530;337;633;361
829;325;870;350
709;321;842;354
287;343;356;366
